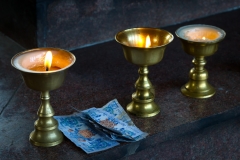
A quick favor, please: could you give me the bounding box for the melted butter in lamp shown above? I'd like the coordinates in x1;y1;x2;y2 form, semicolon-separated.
29;51;62;71
51;50;74;68
184;27;221;42
29;66;61;71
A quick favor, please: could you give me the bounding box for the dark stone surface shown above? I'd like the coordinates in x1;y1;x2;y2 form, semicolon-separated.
1;0;240;49
1;9;240;159
0;0;37;49
124;115;240;160
41;0;240;50
0;33;24;114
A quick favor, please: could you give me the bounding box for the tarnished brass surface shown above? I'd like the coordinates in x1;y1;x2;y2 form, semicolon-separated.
11;48;76;147
176;25;226;98
116;28;174;117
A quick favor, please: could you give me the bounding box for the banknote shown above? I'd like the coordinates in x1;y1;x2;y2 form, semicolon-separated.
81;99;148;141
101;99;134;126
83;107;147;141
55;99;148;153
55;114;119;154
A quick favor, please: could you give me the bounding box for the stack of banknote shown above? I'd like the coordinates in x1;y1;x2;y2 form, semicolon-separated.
55;99;148;154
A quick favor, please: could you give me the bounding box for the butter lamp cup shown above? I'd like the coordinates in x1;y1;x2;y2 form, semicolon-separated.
11;48;76;147
115;28;174;117
176;24;226;98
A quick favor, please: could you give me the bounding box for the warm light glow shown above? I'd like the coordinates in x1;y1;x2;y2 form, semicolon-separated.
136;35;144;47
44;51;52;71
202;37;206;40
145;35;151;48
153;38;158;43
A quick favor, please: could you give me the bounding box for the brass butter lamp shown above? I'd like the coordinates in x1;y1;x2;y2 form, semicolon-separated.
176;24;225;98
11;48;76;147
115;28;174;117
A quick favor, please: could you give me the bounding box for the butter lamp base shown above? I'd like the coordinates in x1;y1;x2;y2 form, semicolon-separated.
180;57;216;99
126;66;160;117
29;126;63;147
181;80;216;98
127;101;160;118
29;91;63;147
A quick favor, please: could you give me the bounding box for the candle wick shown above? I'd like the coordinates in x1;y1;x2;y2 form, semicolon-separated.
46;67;49;71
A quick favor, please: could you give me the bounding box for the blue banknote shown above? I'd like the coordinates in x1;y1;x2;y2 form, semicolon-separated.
83;108;146;140
101;99;134;126
55;114;119;154
101;99;148;141
55;99;148;153
82;99;148;142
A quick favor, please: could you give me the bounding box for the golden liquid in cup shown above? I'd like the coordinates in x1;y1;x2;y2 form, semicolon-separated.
29;66;61;71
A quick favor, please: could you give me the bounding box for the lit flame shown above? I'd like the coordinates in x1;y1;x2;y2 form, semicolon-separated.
145;35;151;48
202;37;206;40
44;51;52;71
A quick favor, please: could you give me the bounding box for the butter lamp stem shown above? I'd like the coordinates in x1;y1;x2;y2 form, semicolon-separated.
127;66;160;117
135;66;154;100
181;56;215;98
29;91;63;147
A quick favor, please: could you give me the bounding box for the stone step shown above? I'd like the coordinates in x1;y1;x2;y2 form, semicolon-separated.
0;0;240;49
